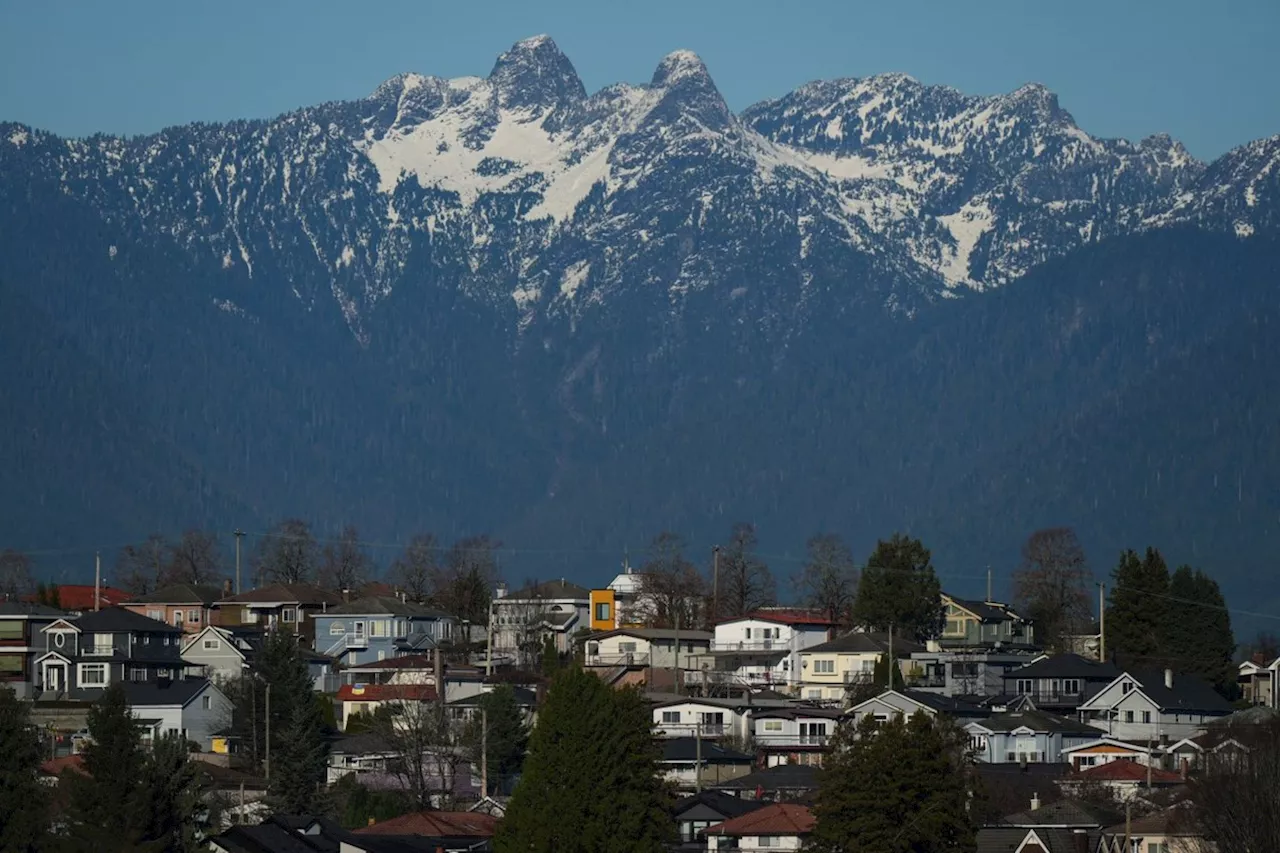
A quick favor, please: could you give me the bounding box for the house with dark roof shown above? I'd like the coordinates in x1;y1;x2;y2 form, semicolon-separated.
751;707;844;767
672;790;768;851
35;607;183;699
907;643;1042;699
490;579;590;666
847;688;988;726
313;596;456;666
977;798;1120;853
1077;668;1234;741
1097;806;1208;852
697;611;834;694
709;762;820;801
964;709;1099;765
123;582;227;633
796;631;923;702
660;737;755;791
583;627;712;672
704;803;815;852
940;593;1035;649
212;583;343;645
120;677;233;751
0;601;66;698
1003;654;1122;713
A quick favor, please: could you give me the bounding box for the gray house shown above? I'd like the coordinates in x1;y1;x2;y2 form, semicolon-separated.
35;607;183;699
313;596;456;667
964;708;1098;764
1002;653;1121;713
0;602;66;698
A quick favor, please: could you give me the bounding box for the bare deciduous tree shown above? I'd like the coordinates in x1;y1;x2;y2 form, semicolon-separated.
317;525;371;593
717;522;775;619
439;535;501;631
1184;721;1280;852
390;533;440;604
374;691;476;811
1011;527;1093;653
0;549;34;599
638;532;705;628
114;534;170;596
796;533;858;629
252;519;318;585
163;529;223;586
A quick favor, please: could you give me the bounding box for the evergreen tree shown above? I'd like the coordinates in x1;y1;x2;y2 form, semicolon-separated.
61;684;153;853
1166;566;1236;696
494;667;671;853
852;534;944;642
470;684;531;792
1106;547;1170;669
808;713;975;853
268;698;329;814
0;686;48;853
136;732;209;853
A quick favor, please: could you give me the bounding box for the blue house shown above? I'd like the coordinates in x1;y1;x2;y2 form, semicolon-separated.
964;708;1099;765
313;596;456;667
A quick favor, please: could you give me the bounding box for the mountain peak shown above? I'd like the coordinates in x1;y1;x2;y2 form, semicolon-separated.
489;34;586;110
651;49;711;88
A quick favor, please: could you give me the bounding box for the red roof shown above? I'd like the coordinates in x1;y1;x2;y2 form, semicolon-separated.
336;683;438;703
721;609;835;627
706;803;815;837
355;810;498;837
1076;760;1182;784
40;755;87;778
23;585;130;611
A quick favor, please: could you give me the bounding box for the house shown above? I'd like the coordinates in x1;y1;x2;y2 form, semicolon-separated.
796;631;922;702
976;798;1119;853
846;688;988;726
24;585;130;613
1060;737;1160;771
940;593;1035;649
121;678;233;751
751;707;843;767
650;695;790;740
710;763;820;801
180;625;258;683
1076;669;1234;741
490;579;590;665
660;737;755;791
584;627;712;680
1061;760;1183;802
314;595;456;666
211;583;343;644
672;790;768;851
1003;654;1122;713
335;682;437;729
1237;655;1277;707
355;810;498;846
0;602;67;698
704;802;815;852
906;645;1041;698
697;611;834;692
1097;806;1211;852
326;732;480;804
122;583;226;633
209;815;348;853
1165;727;1250;772
964;708;1099;765
35;607;184;698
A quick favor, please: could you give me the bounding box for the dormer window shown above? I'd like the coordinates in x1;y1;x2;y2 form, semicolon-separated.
1122;680;1134;694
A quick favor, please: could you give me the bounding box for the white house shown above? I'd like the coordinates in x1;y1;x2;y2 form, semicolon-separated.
649;695;784;740
490;580;589;665
963;708;1099;764
121;678;233;752
751;708;843;767
704;803;815;852
1059;737;1159;771
698;611;833;692
584;628;712;671
846;689;988;726
1077;669;1234;742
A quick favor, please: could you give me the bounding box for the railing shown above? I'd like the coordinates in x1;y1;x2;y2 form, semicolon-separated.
708;640;786;653
754;733;830;747
842;670;874;685
1021;690;1083;704
655;722;728;738
323;633;368;656
585;653;651;667
907;674;946;688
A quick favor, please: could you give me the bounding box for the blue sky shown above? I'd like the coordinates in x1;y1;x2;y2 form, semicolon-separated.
1;0;1276;160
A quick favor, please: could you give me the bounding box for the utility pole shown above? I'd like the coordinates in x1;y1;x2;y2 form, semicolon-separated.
234;529;245;594
887;622;894;691
711;545;720;626
986;566;992;603
674;607;682;695
1124;798;1132;851
264;684;271;781
481;707;489;799
94;551;101;612
486;599;494;677
695;720;703;793
1099;583;1107;662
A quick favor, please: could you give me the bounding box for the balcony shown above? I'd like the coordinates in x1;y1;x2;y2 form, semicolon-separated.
655;722;728;738
907;674;946;689
323;633;368;656
707;640;788;653
585;652;651;668
754;733;830;748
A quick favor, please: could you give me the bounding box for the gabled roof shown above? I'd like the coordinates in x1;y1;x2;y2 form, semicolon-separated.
802;631;924;655
0;601;65;618
181;625;250;659
354;810;498;838
1102;806;1200;836
1001;798;1123;828
503;579;591;600
944;594;1024;622
216;583;342;606
751;707;844;721
713;762;820;792
967;709;1097;736
335;683;437;703
717;609;834;628
590;627;714;642
1127;670;1234;714
68;607;181;634
672;789;769;821
119;677;214;708
1060;737;1151;756
128;583;225;605
325;595;452;619
660;737;754;764
23;585;130;611
1074;761;1182;784
705;803;815;838
40;754;87;778
1005;654;1121;681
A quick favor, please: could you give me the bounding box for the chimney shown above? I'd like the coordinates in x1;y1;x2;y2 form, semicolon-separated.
1164;668;1173;690
495;582;508;600
1030;793;1041;811
342;588;351;604
1072;829;1088;853
223;579;233;597
367;817;376;827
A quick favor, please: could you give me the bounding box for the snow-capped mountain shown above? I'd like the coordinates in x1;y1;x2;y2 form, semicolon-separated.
2;35;1273;344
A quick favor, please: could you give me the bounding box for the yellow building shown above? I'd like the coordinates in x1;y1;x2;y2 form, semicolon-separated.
589;589;617;631
797;632;922;701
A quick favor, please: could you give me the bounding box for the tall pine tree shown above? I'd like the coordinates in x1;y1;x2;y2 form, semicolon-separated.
1166;566;1236;696
0;686;48;853
494;667;671;853
808;712;975;853
136;732;210;853
1106;547;1170;669
268;699;329;814
852;534;944;642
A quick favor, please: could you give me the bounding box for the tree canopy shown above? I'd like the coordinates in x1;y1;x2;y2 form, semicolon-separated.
852;533;944;642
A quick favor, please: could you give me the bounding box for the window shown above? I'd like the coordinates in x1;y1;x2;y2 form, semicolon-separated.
1015;679;1033;694
147;610;163;622
813;659;835;674
1125;711;1135;724
142;635;150;645
808;690;822;699
281;609;295;623
1063;678;1081;694
173;611;184;626
79;664;107;687
0;622;21;641
203;639;220;650
762;720;783;732
90;634;113;655
129;667;147;681
945;618;963;636
1147;843;1168;853
1142;711;1152;724
759;836;777;847
202;696;212;710
619;642;638;654
329;622;346;635
0;654;23;676
1122;680;1134;694
969;735;988;753
595;602;611;622
187;610;200;624
662;711;681;724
